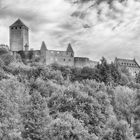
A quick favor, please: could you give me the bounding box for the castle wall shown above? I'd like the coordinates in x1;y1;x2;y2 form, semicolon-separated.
40;46;47;63
74;57;97;68
127;67;140;77
45;50;74;66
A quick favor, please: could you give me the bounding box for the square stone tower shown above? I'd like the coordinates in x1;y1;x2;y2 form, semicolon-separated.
9;19;29;53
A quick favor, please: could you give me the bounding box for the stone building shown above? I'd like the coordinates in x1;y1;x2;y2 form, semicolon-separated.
40;42;74;66
115;57;140;77
9;19;29;54
9;19;98;68
40;41;97;67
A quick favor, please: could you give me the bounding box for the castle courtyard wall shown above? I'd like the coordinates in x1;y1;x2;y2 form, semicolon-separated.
45;50;74;66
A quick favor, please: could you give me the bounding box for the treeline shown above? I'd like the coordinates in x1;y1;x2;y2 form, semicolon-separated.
0;49;140;139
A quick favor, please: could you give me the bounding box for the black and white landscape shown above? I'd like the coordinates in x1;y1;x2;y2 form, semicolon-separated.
0;0;140;140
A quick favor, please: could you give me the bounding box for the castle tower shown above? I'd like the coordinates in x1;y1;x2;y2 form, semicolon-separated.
9;19;29;53
40;41;47;63
66;43;74;57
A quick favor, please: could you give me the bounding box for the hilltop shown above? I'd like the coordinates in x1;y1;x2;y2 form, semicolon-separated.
0;52;140;139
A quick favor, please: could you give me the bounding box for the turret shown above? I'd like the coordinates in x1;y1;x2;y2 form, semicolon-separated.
40;41;47;63
40;41;47;51
24;43;29;51
66;43;74;57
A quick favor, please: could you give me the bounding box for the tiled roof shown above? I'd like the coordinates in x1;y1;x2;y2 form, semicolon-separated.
10;19;28;28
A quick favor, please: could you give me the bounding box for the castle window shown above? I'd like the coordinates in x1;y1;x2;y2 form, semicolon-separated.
20;27;22;29
11;27;14;29
64;59;65;61
15;27;17;29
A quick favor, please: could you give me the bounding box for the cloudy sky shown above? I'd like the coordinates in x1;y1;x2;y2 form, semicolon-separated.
0;0;140;62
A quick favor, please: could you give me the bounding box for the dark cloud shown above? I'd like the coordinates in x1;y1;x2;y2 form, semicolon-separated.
71;11;87;19
58;22;82;31
68;0;126;4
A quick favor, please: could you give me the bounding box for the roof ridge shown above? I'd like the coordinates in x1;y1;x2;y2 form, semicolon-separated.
116;58;134;61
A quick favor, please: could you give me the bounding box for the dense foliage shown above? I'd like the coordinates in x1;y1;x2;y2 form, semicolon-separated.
0;56;139;140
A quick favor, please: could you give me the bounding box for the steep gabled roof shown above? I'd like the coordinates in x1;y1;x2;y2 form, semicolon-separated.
10;19;28;28
40;41;47;51
115;57;140;68
67;43;74;53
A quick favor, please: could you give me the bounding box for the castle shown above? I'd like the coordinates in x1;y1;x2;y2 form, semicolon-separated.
0;19;140;77
9;19;98;68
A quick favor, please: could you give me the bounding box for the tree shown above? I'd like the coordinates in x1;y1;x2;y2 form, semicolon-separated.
48;81;113;137
0;53;14;65
133;92;140;138
0;47;8;55
102;119;135;140
45;113;97;140
95;57;113;84
21;91;51;140
0;78;28;139
112;86;135;126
